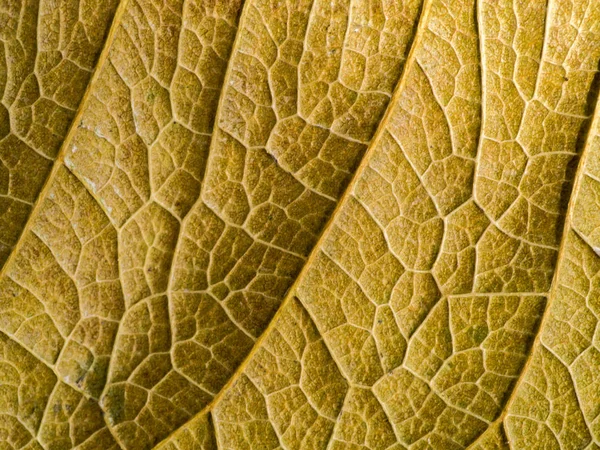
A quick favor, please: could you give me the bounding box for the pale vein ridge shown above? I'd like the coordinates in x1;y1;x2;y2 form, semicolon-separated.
467;18;600;450
154;0;434;446
0;0;130;284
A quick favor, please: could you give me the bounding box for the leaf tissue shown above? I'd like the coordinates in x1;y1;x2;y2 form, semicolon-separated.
1;0;600;448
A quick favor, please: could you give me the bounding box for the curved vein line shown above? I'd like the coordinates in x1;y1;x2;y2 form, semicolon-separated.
153;0;434;446
162;0;249;361
466;23;600;450
0;0;130;282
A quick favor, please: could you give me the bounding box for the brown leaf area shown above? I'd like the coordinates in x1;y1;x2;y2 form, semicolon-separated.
2;0;600;448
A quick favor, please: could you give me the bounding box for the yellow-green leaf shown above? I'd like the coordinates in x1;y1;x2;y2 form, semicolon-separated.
2;0;600;449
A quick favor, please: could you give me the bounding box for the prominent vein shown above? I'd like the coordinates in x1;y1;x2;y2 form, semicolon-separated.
0;1;129;447
0;0;129;283
154;0;434;446
466;18;600;450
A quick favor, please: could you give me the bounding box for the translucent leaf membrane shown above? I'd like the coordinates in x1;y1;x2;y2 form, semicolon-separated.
2;0;600;449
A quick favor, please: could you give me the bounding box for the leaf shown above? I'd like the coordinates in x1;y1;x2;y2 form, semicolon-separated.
2;0;600;449
0;0;120;266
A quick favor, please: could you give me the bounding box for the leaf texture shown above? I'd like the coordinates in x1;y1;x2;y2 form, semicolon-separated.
2;0;600;449
0;0;119;265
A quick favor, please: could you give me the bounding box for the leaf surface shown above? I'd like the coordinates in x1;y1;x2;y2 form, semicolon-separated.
2;0;600;449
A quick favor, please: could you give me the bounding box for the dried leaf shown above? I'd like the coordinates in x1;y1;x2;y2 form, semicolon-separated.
1;0;600;449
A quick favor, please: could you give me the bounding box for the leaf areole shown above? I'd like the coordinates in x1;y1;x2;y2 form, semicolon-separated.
3;0;600;449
